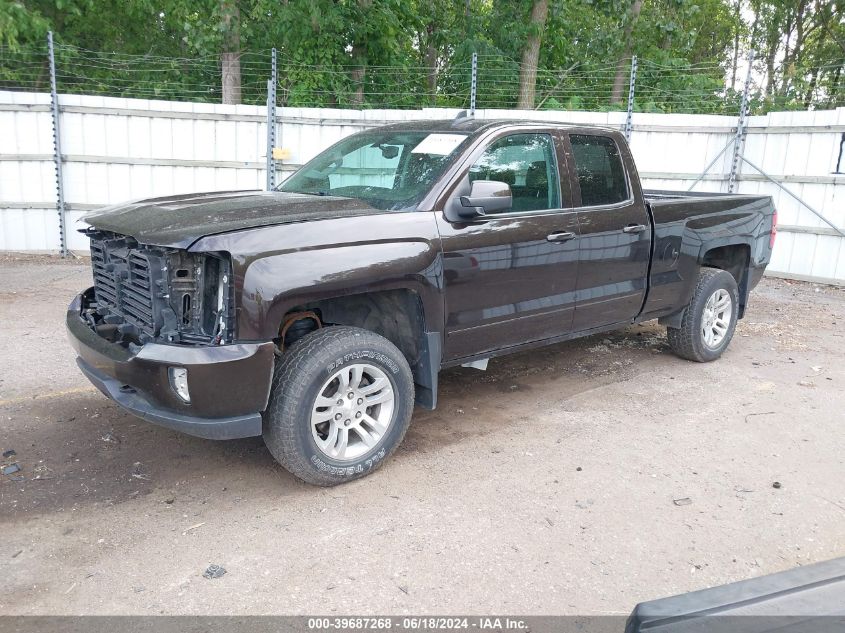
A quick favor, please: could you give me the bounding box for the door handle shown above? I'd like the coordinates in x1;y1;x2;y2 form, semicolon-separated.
622;224;647;234
546;231;576;243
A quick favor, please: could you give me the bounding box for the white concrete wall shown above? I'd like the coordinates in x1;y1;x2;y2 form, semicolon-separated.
1;90;843;283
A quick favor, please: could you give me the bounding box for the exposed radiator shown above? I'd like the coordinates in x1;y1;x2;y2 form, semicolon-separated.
90;235;163;337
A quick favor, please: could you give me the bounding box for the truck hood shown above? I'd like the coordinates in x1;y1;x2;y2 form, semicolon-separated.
82;190;380;249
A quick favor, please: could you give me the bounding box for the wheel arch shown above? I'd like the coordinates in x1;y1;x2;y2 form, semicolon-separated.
699;242;751;318
659;241;752;329
278;289;441;410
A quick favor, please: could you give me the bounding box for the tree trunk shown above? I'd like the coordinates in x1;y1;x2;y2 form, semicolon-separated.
516;0;549;110
349;0;370;107
220;0;241;105
779;0;807;97
802;6;831;108
764;44;777;97
350;43;366;106
610;0;643;106
425;23;438;96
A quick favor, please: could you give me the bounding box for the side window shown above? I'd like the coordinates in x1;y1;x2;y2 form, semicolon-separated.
469;133;560;213
569;135;629;206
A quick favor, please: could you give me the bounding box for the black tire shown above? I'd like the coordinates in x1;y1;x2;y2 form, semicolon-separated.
262;326;415;486
667;267;739;362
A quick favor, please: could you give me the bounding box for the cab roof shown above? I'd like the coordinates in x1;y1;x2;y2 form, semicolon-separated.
376;116;619;137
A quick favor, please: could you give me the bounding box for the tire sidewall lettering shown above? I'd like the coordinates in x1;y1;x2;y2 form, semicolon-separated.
309;447;387;476
326;349;400;375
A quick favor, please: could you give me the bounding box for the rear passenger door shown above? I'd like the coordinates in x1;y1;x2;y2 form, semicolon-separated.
566;132;651;330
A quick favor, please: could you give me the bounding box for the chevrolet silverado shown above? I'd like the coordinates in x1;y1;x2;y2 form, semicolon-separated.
66;116;777;485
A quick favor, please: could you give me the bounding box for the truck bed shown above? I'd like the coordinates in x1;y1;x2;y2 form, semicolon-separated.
644;189;770;204
644;188;774;231
636;187;775;322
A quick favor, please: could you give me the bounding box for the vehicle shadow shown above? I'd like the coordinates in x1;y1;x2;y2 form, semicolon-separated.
0;392;292;521
404;322;669;453
0;323;669;519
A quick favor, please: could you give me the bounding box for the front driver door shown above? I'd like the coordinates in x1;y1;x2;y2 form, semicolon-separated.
435;131;581;361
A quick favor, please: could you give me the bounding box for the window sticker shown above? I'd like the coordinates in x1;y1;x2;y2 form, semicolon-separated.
411;133;467;156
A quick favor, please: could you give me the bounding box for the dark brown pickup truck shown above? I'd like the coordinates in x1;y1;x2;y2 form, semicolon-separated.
67;116;777;485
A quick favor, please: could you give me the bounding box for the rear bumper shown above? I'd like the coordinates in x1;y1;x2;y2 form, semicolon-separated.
67;290;275;440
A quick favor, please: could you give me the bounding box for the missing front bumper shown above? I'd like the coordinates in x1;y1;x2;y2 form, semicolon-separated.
66;291;275;440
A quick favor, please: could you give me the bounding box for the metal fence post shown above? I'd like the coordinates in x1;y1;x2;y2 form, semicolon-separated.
470;52;477;116
728;50;754;193
624;55;637;142
47;32;68;257
265;47;277;191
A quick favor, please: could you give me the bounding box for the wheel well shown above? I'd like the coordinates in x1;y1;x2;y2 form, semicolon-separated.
278;289;426;368
701;244;750;316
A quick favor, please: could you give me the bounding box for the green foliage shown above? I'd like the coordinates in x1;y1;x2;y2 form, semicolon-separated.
0;0;49;47
747;0;845;111
0;0;842;113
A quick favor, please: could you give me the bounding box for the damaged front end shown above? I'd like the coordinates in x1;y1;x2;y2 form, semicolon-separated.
83;229;234;348
66;230;274;440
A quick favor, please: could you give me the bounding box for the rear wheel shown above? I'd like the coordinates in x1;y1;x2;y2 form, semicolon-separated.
667;268;739;362
262;326;414;486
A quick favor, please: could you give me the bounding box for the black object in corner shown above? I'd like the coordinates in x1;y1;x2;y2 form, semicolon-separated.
625;557;845;632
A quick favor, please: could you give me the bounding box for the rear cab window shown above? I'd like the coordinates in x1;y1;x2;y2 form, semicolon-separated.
569;134;629;207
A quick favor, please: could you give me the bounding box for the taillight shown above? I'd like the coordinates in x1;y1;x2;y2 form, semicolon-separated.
770;210;778;249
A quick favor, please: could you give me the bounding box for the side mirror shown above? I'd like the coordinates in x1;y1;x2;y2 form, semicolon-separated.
457;180;512;218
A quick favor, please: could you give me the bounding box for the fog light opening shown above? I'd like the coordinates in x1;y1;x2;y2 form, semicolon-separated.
169;367;191;403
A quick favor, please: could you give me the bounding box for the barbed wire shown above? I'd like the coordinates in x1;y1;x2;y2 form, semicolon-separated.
0;44;842;113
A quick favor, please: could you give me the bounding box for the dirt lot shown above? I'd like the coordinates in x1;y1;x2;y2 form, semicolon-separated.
1;254;843;616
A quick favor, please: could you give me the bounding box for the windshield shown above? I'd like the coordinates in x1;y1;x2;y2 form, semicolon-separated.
277;130;470;211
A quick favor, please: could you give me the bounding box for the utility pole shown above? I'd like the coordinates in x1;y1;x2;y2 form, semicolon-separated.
624;55;637;142
470;52;477;116
47;32;68;257
266;48;277;191
728;51;754;193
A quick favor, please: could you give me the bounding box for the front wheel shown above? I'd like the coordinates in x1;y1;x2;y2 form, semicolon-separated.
667;267;739;362
262;326;415;486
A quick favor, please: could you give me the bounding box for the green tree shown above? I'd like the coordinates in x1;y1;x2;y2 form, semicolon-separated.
1;0;842;112
0;0;49;48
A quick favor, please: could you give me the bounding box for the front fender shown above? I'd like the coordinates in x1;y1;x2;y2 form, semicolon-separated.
245;240;442;340
191;213;444;341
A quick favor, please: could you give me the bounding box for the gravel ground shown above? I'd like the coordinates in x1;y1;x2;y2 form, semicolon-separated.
1;254;843;615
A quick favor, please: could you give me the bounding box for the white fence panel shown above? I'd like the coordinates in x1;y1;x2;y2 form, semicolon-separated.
1;90;843;284
0;91;58;250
